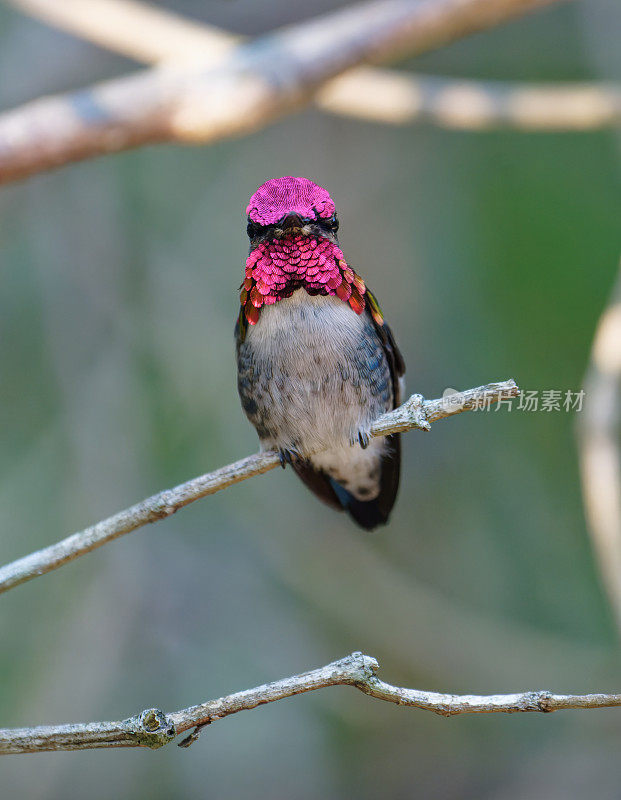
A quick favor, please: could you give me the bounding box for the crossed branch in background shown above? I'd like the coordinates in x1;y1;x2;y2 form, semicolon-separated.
1;0;620;184
1;0;621;757
7;0;621;133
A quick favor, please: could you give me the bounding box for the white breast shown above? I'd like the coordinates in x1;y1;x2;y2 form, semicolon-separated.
248;290;368;357
244;290;382;455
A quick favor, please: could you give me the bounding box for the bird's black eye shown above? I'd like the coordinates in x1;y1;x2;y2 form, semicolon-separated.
329;214;339;232
247;218;261;238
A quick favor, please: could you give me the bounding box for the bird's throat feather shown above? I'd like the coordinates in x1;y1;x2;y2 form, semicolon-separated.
239;235;378;330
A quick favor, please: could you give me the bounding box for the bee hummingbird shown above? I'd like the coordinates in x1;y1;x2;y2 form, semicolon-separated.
235;177;405;529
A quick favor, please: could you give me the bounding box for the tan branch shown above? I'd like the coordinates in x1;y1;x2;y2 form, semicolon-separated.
317;69;621;130
0;380;518;596
2;650;621;754
7;0;239;65
578;261;621;632
0;0;567;184
10;0;619;133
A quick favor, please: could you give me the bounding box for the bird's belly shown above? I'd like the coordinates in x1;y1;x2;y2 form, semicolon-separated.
237;291;392;457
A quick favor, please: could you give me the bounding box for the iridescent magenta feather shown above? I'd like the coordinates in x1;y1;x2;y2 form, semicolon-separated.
242;178;370;325
246;176;335;225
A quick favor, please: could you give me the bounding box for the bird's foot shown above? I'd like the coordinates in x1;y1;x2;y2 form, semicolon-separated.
278;448;300;469
350;430;371;449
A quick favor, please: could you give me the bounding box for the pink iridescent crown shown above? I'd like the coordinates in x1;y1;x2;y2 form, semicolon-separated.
246;177;336;225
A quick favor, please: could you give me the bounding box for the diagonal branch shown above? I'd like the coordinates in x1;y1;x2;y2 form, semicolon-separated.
0;0;567;184
6;0;241;65
8;0;619;133
3;650;621;754
0;380;518;596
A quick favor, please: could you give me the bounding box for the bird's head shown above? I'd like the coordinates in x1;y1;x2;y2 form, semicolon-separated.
245;176;339;246
238;177;374;333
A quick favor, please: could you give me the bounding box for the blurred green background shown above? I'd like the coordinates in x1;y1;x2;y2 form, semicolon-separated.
1;1;620;797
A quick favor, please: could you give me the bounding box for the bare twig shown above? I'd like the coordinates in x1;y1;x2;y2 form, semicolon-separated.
2;650;621;754
6;0;240;65
317;70;621;130
0;380;518;596
0;0;567;184
578;261;621;632
9;0;619;133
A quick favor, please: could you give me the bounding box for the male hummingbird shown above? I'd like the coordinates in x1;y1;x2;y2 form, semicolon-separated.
236;177;405;529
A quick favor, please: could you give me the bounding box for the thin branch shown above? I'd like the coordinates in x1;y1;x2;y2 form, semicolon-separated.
9;0;619;133
0;0;567;184
3;650;621;754
578;260;621;633
317;70;621;130
0;380;518;596
6;0;240;65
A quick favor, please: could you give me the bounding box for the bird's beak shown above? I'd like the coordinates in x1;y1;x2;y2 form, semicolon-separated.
282;213;303;231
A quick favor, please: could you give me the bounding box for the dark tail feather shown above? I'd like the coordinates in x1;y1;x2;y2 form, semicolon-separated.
330;434;400;530
291;458;343;511
328;480;387;530
292;435;401;531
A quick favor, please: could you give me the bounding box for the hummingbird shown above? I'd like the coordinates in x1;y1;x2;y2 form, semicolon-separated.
235;177;405;529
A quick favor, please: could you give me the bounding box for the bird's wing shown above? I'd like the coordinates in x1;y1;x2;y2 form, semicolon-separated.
364;287;406;408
